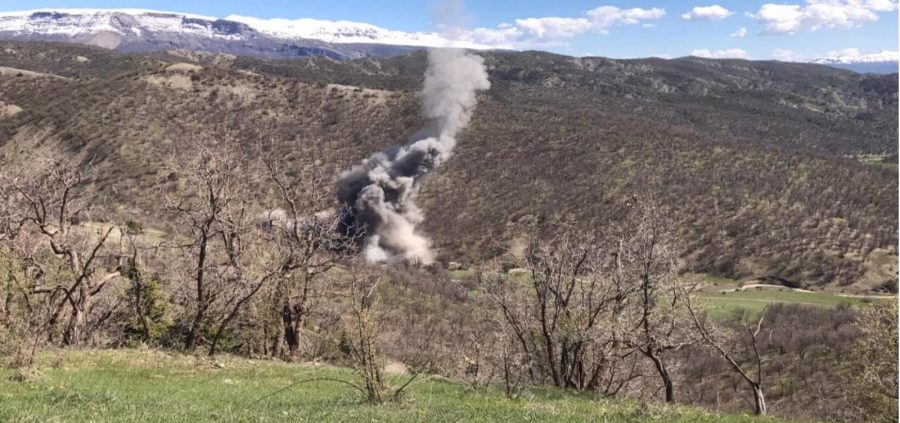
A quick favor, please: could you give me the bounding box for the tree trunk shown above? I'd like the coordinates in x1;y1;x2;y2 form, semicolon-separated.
282;304;302;358
130;266;151;342
752;384;766;415
47;297;68;344
270;325;283;358
64;286;93;346
185;307;204;351
662;368;674;403
209;309;239;356
646;349;675;403
208;325;223;356
63;304;85;346
186;233;209;351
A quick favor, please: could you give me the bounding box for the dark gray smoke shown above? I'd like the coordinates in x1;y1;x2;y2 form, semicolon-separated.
336;48;490;264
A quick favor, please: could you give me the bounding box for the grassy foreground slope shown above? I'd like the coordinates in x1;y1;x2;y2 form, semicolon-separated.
0;350;789;423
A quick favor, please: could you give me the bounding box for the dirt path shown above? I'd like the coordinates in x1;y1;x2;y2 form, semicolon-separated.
832;293;897;300
725;284;813;293
717;283;896;300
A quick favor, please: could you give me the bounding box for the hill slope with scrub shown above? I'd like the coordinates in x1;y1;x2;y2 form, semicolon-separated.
0;41;896;290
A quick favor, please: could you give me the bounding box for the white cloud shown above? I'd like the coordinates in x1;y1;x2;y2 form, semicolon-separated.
831;47;863;57
772;48;803;61
460;6;666;48
682;5;734;21
459;25;523;49
586;6;667;33
730;27;748;37
821;47;870;60
865;0;899;11
514;17;592;38
751;0;897;34
691;48;751;59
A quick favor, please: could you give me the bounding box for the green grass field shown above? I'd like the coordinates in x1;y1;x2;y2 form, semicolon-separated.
683;272;892;319
0;349;789;423
451;270;889;320
698;289;873;319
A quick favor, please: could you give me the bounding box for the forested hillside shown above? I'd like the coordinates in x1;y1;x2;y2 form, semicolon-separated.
0;41;896;290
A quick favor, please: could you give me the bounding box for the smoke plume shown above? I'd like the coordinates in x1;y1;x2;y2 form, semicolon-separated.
336;48;490;264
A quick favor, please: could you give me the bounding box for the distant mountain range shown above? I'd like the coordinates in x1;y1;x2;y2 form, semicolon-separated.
811;50;898;74
0;8;486;59
0;8;897;72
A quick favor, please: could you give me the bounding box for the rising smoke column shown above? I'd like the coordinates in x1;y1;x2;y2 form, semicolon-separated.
336;48;490;264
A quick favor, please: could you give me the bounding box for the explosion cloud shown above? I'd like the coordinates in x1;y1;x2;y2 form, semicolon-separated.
336;48;491;264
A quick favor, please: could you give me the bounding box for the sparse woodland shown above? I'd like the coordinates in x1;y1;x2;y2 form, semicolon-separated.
0;43;895;291
0;137;895;421
0;41;897;422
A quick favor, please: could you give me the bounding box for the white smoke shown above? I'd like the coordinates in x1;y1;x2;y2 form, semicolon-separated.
336;48;490;264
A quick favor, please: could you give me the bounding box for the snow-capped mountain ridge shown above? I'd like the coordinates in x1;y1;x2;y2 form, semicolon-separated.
223;15;466;48
0;8;895;71
0;9;249;41
0;8;215;20
809;50;898;74
811;50;898;65
0;8;488;49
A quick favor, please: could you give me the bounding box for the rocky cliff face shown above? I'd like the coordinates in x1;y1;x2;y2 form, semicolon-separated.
0;9;431;59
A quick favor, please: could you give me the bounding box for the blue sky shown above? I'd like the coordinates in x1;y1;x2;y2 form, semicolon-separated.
1;0;897;60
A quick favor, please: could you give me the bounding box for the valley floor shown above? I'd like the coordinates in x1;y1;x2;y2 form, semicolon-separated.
0;349;791;423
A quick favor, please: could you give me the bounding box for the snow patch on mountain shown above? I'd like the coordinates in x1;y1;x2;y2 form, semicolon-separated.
224;15;489;49
811;49;898;64
0;8;492;49
0;9;212;35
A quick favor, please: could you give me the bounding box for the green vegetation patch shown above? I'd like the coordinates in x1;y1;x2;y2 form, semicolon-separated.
857;154;899;171
0;349;787;423
699;289;872;319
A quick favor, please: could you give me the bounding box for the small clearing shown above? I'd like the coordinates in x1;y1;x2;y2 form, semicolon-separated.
165;62;203;73
0;66;68;80
142;63;202;91
143;74;192;90
0;102;22;117
327;83;394;106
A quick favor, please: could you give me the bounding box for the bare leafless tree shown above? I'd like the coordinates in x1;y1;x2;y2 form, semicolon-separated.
620;201;697;403
684;293;768;415
160;134;356;356
458;324;500;392
116;222;158;344
481;222;636;392
844;301;898;421
1;139;122;346
257;139;358;359
160;133;245;352
331;264;425;403
0;238;49;367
